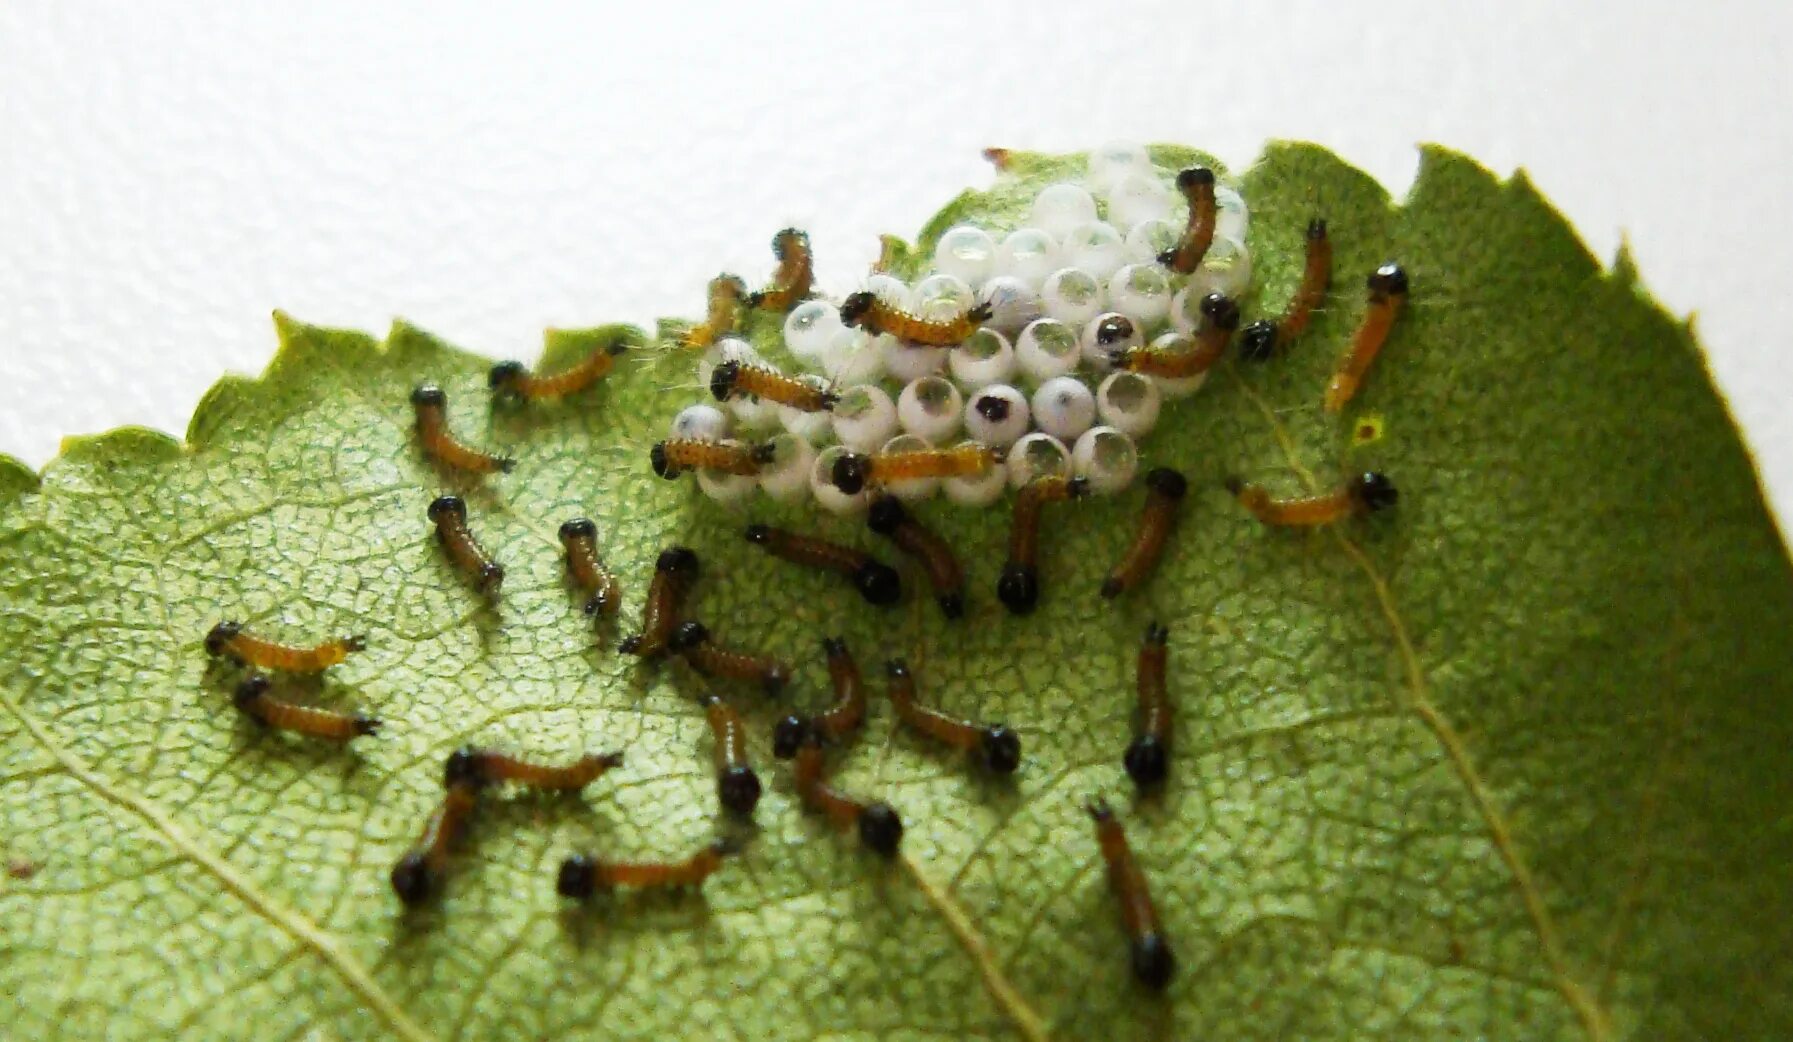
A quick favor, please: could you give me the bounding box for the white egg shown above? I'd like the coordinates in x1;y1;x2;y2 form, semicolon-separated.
1040;267;1106;327
670;404;730;442
943;449;1010;507
822;328;886;385
784;299;843;361
1030;376;1098;441
1062;221;1127;281
1123;217;1180;265
1142;331;1208;398
1086;142;1151;198
1187;234;1253;300
977;275;1044;335
1029;183;1099;238
1106;172;1175;230
697;468;757;505
1080;312;1143;372
932;224;998;288
995;227;1062;289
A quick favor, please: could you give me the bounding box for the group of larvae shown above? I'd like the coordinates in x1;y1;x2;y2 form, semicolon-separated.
204;159;1410;992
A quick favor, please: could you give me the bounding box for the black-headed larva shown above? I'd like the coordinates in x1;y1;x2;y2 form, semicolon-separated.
671;621;791;696
829;442;997;496
1324;263;1409;412
411;384;515;474
618;547;700;657
233;674;379;740
1088;797;1175;991
206;621;364;673
792;732;903;856
559;518;621;617
557;838;736;897
488;340;626;401
701;692;762;816
428;495;504;597
747;228;814;312
1157;167;1216;274
390;780;479;906
1124;624;1172;790
443;746;623;792
866;496;966;619
839;291;991;347
743;523;902;607
885;659;1019;774
651;438;775;480
997;475;1090;615
710;359;838;412
1238;218;1332;362
1100;468;1188;599
809;636;865;743
1109;294;1240;377
1226;471;1397;526
683;274;749;350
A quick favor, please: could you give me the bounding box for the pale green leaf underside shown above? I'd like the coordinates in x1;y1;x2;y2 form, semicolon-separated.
2;144;1789;1042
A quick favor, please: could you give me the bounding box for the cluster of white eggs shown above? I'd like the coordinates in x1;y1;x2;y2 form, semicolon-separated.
669;144;1252;515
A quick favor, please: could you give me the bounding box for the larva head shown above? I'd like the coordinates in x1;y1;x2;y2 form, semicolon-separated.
979;725;1022;775
1199;293;1241;331
1094;315;1135;347
771;228;808;260
204;620;242;657
762;664;792;697
670;620;710;652
718;766;762;816
390;852;435;906
1124;734;1169;790
830;453;871;496
657;546;701;577
1144;468;1188;501
838;292;876;328
1131;934;1176;992
771;715;810;759
443;746;487;790
1368;263;1409;297
853;560;902;606
649;441;680;480
487;361;526;391
865;494;907;535
857;802;904;857
708;360;741;402
556;854;598;900
353;715;382;737
558;517;597;544
410;383;447;409
1175;166;1215;192
232;673;271;710
973;393;1011;423
997;563;1039;615
1354;471;1399;513
427;494;466;524
1237;319;1278;363
937;592;966;619
967;301;995;323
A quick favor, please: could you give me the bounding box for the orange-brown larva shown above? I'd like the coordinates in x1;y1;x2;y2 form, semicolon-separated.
1324;263;1409;412
830;443;997;497
1238;218;1332;362
233;674;379;740
682;273;748;350
1123;623;1172;790
865;496;965;618
205;621;365;673
650;437;775;480
390;778;480;906
443;746;623;792
1225;471;1398;526
742;523;902;607
998;475;1090;615
488;340;626;401
1110;293;1240;377
747;228;814;313
428;495;504;597
1100;468;1188;599
838;291;992;347
791;733;903;856
411;384;515;474
671;621;791;696
557;838;737;897
809;636;866;742
618;546;700;657
1088;797;1174;991
700;692;762;816
885;659;1019;773
710;359;838;412
559;517;621;618
1157;167;1217;274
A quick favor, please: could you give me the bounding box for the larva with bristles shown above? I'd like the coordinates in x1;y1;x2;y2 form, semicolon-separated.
1226;471;1398;526
233;674;379;740
682;273;748;349
443;746;623;792
558;518;621;617
671;621;791;696
390;780;479;906
411;384;514;474
1324;263;1410;412
1238;218;1333;361
428;495;504;597
885;659;1019;774
839;291;992;347
651;438;775;479
1100;468;1188;599
487;340;626;401
1157;166;1216;274
710;359;838;412
747;228;814;312
557;838;737;897
828;442;997;496
205;621;364;673
1110;294;1240;377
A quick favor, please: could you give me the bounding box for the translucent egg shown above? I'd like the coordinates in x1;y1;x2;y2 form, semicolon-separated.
880;338;948;384
697;468;757;505
1071;426;1140;495
1080;312;1142;372
1187;234;1252;300
943;445;1010;508
995;228;1062;290
757;433;816;501
830;384;898;452
1107;263;1173;328
1107;172;1174;230
811;445;871;515
977;275;1044;334
1124;217;1181;265
783;300;841;361
1030;376;1097;441
962;383;1030;448
932;224;998;288
912;273;976;321
670;403;730;442
823;328;885;385
1015;318;1081;384
949;328;1018;390
1215;185;1249;242
1095;370;1162;439
702;335;760;369
777;375;836;443
897;375;964;445
1142;331;1207;398
1087;142;1151;198
1040;268;1106;327
1006;432;1071;489
878;434;940;502
1030;183;1099;238
1062;222;1127;282
866;272;912;310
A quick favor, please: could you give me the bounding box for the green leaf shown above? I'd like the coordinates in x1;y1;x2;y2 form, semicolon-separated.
3;143;1789;1042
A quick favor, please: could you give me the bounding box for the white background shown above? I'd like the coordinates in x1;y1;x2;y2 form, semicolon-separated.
2;2;1789;526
